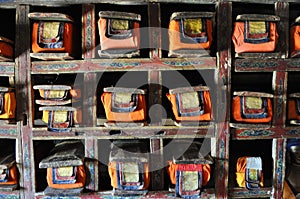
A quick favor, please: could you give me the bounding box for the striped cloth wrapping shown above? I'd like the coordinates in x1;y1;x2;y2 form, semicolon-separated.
244;21;270;44
240;96;268;119
38;21;64;48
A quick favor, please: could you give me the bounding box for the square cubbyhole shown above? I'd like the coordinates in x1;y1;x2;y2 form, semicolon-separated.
31;73;83;129
29;5;82;60
229;139;273;190
162;70;217;125
289;3;300;58
162;138;215;193
232;2;282;59
230;72;274;128
95;3;149;59
160;3;216;58
97;139;150;191
33;139;85;193
286;72;300;126
0;8;15;61
96;71;148;126
0;139;19;191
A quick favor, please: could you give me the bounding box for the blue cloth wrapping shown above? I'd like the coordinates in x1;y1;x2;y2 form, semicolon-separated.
116;162;145;190
287;139;300;151
111;93;138;113
38;22;64;49
245;157;262;190
240;96;268;119
52;167;77;184
175;91;205;117
179;18;208;44
47;111;73;133
244;21;270;44
0;169;9;183
176;170;202;199
295;98;300;115
0;93;4;114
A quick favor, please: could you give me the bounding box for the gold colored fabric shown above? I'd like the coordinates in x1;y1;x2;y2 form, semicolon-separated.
111;19;129;30
42;22;60;39
57;166;73;177
249;21;266;34
245;97;262;109
184;19;202;34
123;162;139;183
53;111;68;123
181;92;200;109
182;171;198;191
115;92;132;104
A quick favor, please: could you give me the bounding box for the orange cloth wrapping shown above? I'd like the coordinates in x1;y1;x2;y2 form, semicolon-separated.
290;25;300;57
0;92;16;119
236;157;264;188
98;18;140;50
0;41;13;59
31;22;73;53
288;99;300;121
232;22;278;53
166;91;212;122
167;161;211;186
168;19;213;51
46;165;86;189
101;92;146;122
108;162;150;190
0;165;18;185
232;96;272;123
42;109;81;124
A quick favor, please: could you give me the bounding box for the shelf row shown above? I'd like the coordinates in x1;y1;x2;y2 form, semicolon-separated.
0;137;289;198
0;2;299;62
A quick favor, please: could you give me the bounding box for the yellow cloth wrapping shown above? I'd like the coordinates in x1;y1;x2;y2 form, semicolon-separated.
236;157;264;188
0;92;16;119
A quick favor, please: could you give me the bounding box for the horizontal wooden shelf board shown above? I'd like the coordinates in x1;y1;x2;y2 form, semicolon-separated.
0;62;15;76
0;124;18;137
31;57;216;73
228;187;273;198
32;125;216;139
235;58;300;72
230;127;287;139
0;191;19;198
35;190;215;198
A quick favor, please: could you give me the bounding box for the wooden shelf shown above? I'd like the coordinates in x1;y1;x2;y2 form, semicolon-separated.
35;190;215;199
32;123;216;139
31;57;217;74
228;187;273;198
0;62;15;76
235;58;300;72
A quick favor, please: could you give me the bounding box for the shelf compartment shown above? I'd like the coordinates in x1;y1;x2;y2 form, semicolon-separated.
160;3;217;58
231;2;282;59
29;5;82;60
228;139;273;198
33;139;85;193
95;3;149;59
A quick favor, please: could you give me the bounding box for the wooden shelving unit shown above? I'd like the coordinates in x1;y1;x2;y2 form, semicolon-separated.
0;0;299;198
